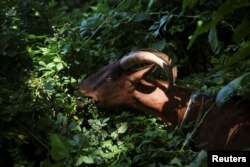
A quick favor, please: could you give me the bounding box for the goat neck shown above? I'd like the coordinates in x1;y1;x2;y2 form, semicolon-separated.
130;79;192;126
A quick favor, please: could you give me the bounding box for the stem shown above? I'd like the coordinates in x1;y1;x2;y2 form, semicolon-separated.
181;102;216;149
150;12;207;20
14;119;49;150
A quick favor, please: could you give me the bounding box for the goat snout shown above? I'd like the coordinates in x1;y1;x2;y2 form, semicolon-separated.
76;95;97;109
76;98;84;109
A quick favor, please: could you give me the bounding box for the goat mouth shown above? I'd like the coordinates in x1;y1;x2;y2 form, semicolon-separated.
76;98;85;109
76;96;99;109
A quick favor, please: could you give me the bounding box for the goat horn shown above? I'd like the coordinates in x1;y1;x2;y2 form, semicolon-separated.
119;49;177;89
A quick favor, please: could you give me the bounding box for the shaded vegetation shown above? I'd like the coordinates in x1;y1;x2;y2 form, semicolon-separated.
0;0;249;166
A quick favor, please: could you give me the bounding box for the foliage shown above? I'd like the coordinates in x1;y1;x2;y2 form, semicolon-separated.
0;0;249;166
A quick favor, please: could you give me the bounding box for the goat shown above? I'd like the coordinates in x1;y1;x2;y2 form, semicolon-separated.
76;49;250;150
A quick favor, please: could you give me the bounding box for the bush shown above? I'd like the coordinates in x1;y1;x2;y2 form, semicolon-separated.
1;0;249;166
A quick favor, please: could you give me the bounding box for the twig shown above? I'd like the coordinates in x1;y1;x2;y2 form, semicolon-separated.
14;119;49;150
181;102;216;149
150;12;207;20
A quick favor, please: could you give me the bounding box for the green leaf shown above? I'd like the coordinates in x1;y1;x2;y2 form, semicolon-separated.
188;0;250;49
75;155;94;166
216;72;250;105
208;26;220;55
134;13;150;22
213;0;250;23
150;40;166;51
189;150;207;167
117;123;128;134
225;42;250;67
187;20;212;49
56;63;64;71
117;0;131;11
49;133;72;161
53;57;62;62
39;61;47;67
111;131;118;139
182;0;200;12
46;62;56;69
233;19;250;43
170;157;182;166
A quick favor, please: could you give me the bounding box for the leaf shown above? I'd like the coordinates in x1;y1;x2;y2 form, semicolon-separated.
187;20;212;49
102;117;110;123
208;26;220;55
150;15;172;37
56;63;64;71
225;42;250;67
111;131;118;139
53;57;62;62
188;0;250;49
213;0;250;23
150;40;166;51
159;15;172;29
46;62;56;69
216;72;250;105
117;0;131;11
189;150;207;167
39;61;47;67
75;155;94;166
49;133;72;161
182;0;200;12
134;13;150;22
117;123;128;134
233;19;250;43
170;157;182;166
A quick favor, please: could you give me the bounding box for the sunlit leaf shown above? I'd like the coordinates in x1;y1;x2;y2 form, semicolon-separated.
117;123;128;134
56;63;64;71
46;62;55;69
75;155;94;166
39;61;47;67
111;131;118;139
170;157;182;166
53;57;62;62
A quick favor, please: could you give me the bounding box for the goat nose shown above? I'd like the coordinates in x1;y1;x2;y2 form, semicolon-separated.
74;86;88;96
86;96;94;100
76;95;95;109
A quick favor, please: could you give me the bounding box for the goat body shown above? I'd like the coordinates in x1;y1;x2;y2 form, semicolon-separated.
76;49;250;150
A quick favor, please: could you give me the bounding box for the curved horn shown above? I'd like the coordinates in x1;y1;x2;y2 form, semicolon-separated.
119;49;177;89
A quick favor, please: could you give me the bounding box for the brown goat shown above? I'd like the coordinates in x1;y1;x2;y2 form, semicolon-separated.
76;49;250;150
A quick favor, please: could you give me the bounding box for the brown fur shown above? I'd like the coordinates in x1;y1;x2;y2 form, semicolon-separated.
76;63;250;150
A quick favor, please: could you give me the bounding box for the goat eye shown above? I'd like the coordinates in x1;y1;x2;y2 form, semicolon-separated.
105;76;112;81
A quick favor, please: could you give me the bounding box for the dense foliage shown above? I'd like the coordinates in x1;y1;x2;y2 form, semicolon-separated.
0;0;249;166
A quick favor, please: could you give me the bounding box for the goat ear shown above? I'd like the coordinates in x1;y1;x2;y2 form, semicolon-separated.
129;65;157;83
